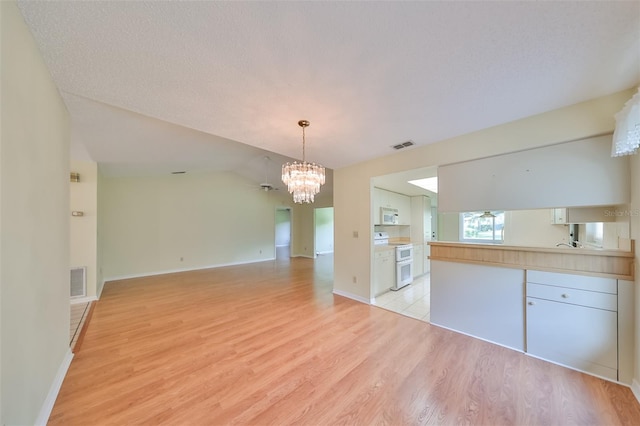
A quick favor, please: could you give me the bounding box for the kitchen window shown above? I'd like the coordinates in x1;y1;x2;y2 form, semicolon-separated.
460;211;505;243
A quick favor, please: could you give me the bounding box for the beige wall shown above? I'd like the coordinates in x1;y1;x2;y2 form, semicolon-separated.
70;160;98;299
100;171;298;279
290;196;333;258
1;2;71;424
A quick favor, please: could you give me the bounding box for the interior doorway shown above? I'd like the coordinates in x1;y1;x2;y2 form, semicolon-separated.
314;207;334;256
275;207;291;259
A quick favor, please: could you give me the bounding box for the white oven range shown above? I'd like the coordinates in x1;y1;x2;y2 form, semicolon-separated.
373;232;413;291
392;243;413;290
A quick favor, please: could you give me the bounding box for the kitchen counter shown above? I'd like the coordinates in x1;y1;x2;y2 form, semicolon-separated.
429;240;635;280
374;245;395;253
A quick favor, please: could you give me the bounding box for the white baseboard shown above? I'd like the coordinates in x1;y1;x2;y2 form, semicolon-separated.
70;295;98;304
35;348;73;426
429;321;525;353
332;289;370;305
632;379;640;404
104;258;276;283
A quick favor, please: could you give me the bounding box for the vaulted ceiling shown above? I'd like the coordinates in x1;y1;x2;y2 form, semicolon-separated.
16;1;640;192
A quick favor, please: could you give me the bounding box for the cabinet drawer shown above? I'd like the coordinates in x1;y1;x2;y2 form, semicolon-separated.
375;249;394;259
527;270;616;294
527;283;617;311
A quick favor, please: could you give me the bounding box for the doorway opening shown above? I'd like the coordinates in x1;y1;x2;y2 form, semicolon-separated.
314;207;334;256
275;207;291;260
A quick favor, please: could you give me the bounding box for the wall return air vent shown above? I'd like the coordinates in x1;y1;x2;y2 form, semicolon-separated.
392;140;415;150
70;267;86;298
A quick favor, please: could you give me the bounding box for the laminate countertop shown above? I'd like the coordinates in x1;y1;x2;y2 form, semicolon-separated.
428;240;635;281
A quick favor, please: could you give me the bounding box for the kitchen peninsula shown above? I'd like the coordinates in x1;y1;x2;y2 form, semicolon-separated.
429;240;635;385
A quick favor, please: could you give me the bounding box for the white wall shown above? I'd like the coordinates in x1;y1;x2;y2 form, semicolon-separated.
100;171;296;279
70;160;98;299
438;135;629;212
275;208;291;247
96;170;105;297
503;210;569;247
1;2;71;424
315;207;334;254
630;147;640;397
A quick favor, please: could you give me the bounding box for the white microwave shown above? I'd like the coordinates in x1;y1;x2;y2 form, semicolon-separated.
381;207;399;225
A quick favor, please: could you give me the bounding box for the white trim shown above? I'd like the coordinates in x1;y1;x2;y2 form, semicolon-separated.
291;254;315;259
35;349;73;426
632;379;640;404
429;321;525;353
70;295;98;305
104;258;276;282
524;353;620;385
316;250;334;255
332;289;370;305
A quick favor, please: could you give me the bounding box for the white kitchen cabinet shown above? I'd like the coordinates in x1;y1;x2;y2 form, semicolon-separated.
372;188;384;225
411;196;432;275
424;244;431;273
550;206;618;224
412;244;424;277
373;248;395;296
410;196;432;242
389;191;411;225
373;187;411;225
526;270;618;381
550;208;567;224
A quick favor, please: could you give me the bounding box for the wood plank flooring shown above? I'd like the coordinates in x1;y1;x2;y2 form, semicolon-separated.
49;255;640;425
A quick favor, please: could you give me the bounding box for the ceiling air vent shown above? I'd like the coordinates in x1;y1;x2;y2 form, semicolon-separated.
392;140;415;150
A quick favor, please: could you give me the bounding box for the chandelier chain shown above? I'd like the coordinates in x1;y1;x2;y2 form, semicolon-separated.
301;125;306;162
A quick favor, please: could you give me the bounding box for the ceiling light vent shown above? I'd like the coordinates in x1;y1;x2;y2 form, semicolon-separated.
392;140;415;150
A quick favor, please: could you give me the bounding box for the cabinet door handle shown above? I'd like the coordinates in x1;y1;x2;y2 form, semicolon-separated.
561;293;569;298
528;301;535;306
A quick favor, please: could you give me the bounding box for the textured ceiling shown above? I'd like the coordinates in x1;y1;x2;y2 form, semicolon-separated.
16;1;640;189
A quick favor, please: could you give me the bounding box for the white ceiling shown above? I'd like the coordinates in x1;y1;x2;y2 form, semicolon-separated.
16;1;640;193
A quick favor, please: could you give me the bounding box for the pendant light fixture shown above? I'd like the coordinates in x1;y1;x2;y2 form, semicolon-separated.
281;120;325;203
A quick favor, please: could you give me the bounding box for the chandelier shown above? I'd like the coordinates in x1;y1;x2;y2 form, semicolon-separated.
282;120;326;203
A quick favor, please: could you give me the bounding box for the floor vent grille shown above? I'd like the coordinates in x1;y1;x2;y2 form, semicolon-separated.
70;267;87;298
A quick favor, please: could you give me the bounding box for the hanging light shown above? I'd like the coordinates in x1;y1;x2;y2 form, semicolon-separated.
478;211;497;240
282;120;325;203
612;87;640;157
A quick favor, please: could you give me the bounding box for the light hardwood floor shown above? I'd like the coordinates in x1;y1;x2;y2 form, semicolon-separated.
49;254;640;425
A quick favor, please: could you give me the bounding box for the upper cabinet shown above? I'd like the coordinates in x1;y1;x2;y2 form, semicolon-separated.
411;195;432;243
550;206;619;224
373;187;411;225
